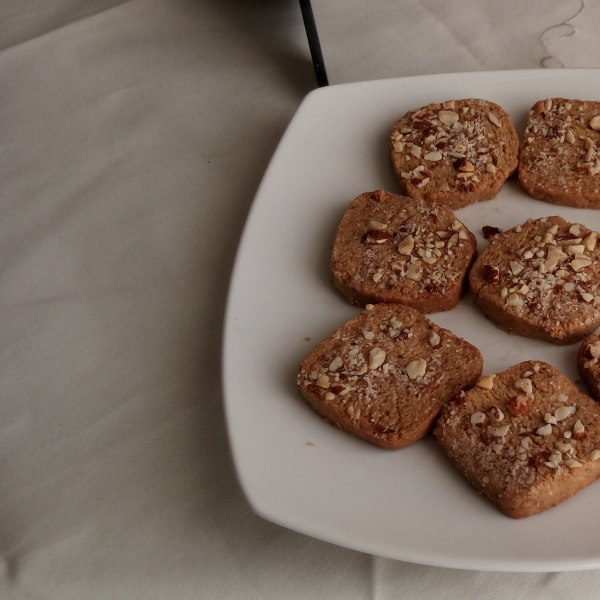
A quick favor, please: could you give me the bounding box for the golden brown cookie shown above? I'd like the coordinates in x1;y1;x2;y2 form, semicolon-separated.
519;98;600;208
297;303;482;450
331;190;477;313
435;361;600;519
390;99;519;209
469;216;600;344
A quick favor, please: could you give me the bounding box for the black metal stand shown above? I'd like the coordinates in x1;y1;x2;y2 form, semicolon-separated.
299;0;329;87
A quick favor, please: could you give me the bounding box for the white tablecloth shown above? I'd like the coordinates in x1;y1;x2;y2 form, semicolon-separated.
3;1;600;598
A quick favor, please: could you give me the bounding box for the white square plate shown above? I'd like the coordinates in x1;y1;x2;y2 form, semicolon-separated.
223;70;600;571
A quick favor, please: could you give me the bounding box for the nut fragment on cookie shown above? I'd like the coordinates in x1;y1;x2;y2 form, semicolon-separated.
298;304;483;450
519;98;600;208
434;361;600;518
390;99;519;209
476;374;495;390
331;190;478;313
469;216;600;344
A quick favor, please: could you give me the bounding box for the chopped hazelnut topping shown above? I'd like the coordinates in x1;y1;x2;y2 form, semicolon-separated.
315;374;331;388
506;294;524;307
398;235;415;256
487;112;501;127
510;261;524;276
555;441;573;453
455;158;474;172
555;406;576;421
424;151;443;162
589;116;600;130
582;232;598;252
547;450;563;465
490;424;509;437
586;147;595;163
484;264;500;283
390;317;402;329
584;341;600;359
515;378;533;395
488;404;504;424
392;141;405;153
471;412;486;426
406;358;427;380
368;220;387;231
328;356;343;372
507;395;532;416
438;110;459;125
477;374;496;390
536;424;553;436
570;257;592;272
573;420;586;440
405;261;423;282
368;348;386;370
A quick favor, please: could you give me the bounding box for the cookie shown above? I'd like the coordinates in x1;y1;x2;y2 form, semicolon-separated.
519;98;600;208
330;190;477;313
434;361;600;519
390;99;519;209
297;303;483;450
469;216;600;344
577;333;600;401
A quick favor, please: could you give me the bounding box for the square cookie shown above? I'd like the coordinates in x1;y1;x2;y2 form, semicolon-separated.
434;361;600;519
331;190;477;313
519;98;600;208
469;216;600;344
298;303;482;449
390;99;519;209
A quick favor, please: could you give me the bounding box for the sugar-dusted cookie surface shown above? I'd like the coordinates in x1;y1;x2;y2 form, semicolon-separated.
390;99;519;209
331;190;477;313
469;216;600;344
297;303;483;450
519;98;600;208
435;361;600;519
577;332;600;402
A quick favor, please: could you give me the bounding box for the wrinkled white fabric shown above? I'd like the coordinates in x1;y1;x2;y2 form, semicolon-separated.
312;0;597;82
2;0;600;598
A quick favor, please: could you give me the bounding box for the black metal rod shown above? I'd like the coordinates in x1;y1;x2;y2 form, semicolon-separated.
299;0;329;87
